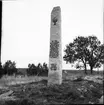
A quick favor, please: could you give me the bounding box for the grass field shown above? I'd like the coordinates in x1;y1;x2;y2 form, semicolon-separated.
0;70;103;105
0;75;47;87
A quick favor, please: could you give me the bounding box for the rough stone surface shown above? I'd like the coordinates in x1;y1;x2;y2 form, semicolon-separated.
48;6;62;85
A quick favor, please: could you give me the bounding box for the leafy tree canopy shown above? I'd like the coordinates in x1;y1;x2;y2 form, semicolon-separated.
63;35;104;74
3;60;17;75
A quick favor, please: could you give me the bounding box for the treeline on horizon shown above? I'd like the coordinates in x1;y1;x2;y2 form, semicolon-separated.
0;60;48;78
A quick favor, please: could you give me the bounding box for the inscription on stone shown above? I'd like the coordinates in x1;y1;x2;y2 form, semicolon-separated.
50;40;59;58
52;17;58;25
50;63;57;71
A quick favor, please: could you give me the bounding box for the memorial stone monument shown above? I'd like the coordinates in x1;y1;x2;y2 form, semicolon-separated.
48;6;62;85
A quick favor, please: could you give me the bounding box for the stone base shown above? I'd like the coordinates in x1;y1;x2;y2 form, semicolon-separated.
48;71;62;85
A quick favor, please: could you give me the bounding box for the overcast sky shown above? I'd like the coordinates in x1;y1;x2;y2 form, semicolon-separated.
1;0;103;70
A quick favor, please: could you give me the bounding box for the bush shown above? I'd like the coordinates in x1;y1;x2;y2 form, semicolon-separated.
27;62;48;76
3;60;18;76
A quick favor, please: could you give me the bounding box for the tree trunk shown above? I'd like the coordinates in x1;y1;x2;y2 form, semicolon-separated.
84;63;87;74
90;66;93;74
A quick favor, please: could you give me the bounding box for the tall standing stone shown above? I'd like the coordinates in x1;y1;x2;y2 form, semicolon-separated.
48;6;62;85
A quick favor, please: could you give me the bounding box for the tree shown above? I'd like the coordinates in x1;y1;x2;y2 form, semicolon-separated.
43;62;48;72
63;36;104;74
27;62;48;76
0;62;3;78
87;36;104;74
3;60;17;75
27;64;37;76
42;62;48;76
37;63;43;76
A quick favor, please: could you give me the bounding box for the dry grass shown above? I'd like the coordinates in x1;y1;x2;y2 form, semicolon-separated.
0;78;103;105
0;75;47;87
0;70;103;105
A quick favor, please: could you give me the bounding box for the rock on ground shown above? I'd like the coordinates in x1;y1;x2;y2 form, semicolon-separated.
99;96;103;104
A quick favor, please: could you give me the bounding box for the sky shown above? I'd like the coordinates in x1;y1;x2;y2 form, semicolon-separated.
1;0;103;70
